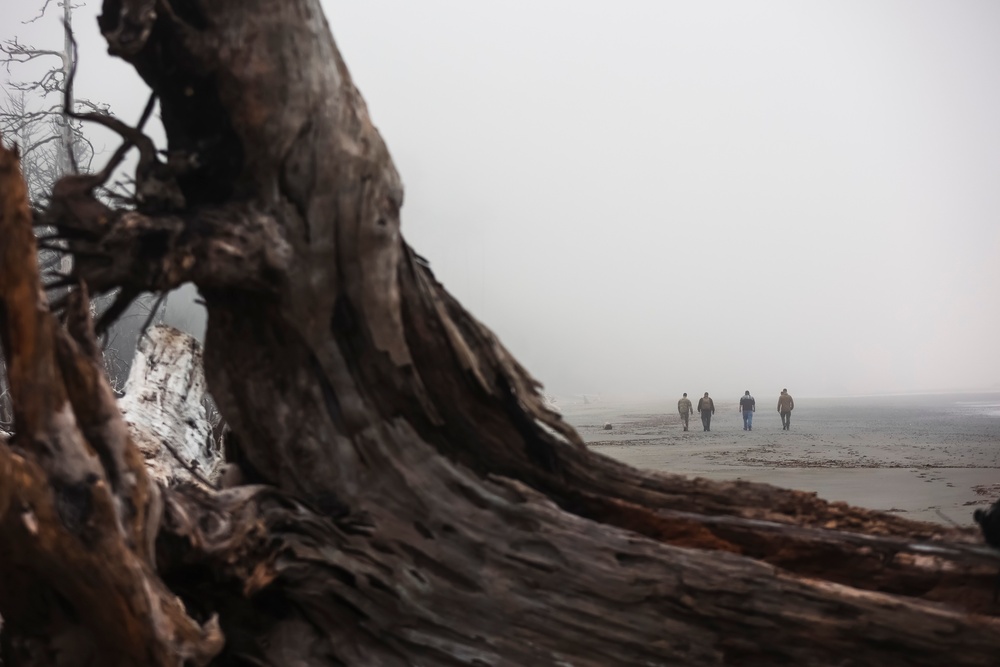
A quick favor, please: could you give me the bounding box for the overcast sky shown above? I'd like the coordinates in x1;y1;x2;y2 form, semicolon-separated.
3;1;1000;399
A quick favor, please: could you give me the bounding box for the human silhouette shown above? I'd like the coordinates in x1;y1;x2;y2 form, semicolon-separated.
739;390;755;431
697;392;715;432
777;388;794;430
677;393;694;432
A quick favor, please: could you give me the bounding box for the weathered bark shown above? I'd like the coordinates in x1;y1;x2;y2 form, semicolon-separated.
0;1;998;665
0;141;221;665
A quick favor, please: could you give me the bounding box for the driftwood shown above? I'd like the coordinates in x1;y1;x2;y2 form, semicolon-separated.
0;1;998;665
119;325;221;486
0;140;221;664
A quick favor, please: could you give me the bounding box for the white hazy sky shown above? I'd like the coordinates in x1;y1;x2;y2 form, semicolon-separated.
3;1;1000;399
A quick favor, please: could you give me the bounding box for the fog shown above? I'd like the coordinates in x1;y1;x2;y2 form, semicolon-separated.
4;1;1000;400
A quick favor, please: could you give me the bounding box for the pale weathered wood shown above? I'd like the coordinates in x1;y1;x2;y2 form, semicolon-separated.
119;324;222;486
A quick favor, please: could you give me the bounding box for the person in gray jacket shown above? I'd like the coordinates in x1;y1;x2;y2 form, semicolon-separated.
677;393;694;431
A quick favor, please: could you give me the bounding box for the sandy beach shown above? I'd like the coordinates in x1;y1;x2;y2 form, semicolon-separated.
557;392;1000;525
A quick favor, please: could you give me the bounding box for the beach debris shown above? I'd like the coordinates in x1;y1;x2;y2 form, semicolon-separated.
602;422;613;430
973;499;1000;601
973;500;1000;548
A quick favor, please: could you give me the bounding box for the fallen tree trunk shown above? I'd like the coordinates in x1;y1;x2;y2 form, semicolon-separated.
0;1;997;664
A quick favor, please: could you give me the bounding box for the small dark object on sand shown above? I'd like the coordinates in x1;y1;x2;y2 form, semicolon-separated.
603;422;613;431
973;500;1000;548
973;499;1000;601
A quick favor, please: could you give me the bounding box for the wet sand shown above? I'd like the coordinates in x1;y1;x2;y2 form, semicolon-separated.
556;393;1000;525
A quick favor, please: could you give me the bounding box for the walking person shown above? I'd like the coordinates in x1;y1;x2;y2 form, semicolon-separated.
677;393;694;432
777;388;794;430
697;392;715;431
739;390;755;431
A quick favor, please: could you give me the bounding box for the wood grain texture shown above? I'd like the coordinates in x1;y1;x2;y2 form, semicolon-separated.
0;140;221;666
119;325;221;486
0;1;997;664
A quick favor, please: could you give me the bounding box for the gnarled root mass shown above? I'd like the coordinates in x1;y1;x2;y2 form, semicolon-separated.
0;1;999;665
0;140;220;666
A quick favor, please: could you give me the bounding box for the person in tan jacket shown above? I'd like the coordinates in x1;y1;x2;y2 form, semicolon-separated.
677;393;694;431
696;392;715;431
777;388;794;430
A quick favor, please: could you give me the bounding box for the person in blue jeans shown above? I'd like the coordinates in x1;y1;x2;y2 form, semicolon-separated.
739;390;755;431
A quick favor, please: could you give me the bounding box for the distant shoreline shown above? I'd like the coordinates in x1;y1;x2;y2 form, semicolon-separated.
557;393;1000;525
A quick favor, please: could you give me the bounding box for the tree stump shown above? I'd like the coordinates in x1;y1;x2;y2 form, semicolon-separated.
0;2;997;665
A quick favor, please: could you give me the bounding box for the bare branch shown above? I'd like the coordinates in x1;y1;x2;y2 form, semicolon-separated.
22;0;57;24
0;38;65;69
74;98;111;114
137;291;166;342
18;132;61;158
64;26;157;186
77;132;96;171
62;20;79;175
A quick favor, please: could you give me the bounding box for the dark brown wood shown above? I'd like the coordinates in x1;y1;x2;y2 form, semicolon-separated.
0;1;997;664
0;139;222;666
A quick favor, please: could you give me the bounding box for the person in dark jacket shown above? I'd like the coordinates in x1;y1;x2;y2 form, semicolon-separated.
739;390;756;431
777;388;794;430
697;392;715;432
